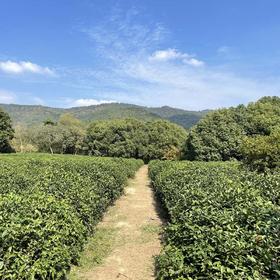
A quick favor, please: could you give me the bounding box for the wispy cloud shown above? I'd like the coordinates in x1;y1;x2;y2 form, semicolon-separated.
70;98;116;107
65;8;280;110
0;89;16;103
0;60;55;76
149;49;204;66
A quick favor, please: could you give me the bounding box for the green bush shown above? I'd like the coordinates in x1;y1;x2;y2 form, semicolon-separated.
0;154;143;279
241;128;280;171
0;192;85;280
149;161;280;280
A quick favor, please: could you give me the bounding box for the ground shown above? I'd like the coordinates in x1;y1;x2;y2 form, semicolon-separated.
70;165;164;280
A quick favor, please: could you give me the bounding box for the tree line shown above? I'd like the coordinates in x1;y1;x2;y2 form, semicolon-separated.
1;113;187;162
1;96;279;169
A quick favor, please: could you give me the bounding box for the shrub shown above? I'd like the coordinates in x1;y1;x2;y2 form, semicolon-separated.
0;192;86;280
0;154;143;279
149;161;280;280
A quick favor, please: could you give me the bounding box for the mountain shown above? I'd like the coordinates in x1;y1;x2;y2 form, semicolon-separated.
0;103;209;129
147;106;210;129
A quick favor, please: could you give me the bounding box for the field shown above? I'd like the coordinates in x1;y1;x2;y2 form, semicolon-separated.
0;153;143;279
149;161;280;280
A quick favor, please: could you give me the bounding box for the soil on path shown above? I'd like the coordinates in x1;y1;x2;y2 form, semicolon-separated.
73;165;164;280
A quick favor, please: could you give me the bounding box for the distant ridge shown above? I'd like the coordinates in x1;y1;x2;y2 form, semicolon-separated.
0;103;209;129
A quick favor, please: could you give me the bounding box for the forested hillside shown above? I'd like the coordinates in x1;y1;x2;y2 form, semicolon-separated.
0;103;207;129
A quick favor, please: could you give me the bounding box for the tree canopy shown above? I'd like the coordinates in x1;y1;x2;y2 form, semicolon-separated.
86;119;187;162
27;114;86;154
241;128;280;172
185;96;280;164
0;108;14;152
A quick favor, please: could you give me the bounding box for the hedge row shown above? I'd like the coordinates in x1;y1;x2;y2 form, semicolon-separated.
149;161;280;280
0;154;143;279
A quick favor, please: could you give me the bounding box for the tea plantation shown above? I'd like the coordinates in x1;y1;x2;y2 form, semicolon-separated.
149;161;280;280
0;154;143;279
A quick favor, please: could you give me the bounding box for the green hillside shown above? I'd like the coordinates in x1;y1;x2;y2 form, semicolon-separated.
147;106;209;128
0;103;208;128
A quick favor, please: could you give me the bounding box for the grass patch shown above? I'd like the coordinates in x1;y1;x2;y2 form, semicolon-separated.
137;223;162;244
141;223;162;234
68;227;117;280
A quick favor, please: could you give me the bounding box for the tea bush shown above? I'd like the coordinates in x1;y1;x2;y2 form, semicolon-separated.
149;161;280;280
0;154;143;279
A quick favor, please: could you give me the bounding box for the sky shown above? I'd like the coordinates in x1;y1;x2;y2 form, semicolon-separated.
0;0;280;110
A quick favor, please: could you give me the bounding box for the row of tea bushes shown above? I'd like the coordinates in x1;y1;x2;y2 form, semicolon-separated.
0;154;143;279
149;161;280;280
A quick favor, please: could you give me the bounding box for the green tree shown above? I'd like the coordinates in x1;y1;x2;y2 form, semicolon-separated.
86;119;143;158
186;109;244;161
0;108;14;152
141;120;187;162
245;96;280;135
34;124;65;154
185;96;280;162
86;119;187;161
33;114;86;154
58;114;86;154
241;127;280;171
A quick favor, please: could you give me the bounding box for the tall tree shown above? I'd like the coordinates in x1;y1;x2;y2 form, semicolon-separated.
0;108;14;152
185;96;280;162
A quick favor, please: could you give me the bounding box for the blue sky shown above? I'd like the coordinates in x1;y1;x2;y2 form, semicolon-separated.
0;0;280;110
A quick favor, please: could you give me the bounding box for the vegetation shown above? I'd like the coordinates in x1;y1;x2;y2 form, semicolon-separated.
0;108;14;152
149;160;280;280
1;96;279;279
34;114;86;154
11;116;187;161
0;103;206;129
69;227;118;280
86;119;187;162
0;154;143;279
186;96;280;163
241;128;280;171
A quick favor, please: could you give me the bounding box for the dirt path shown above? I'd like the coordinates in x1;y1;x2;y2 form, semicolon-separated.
72;165;164;280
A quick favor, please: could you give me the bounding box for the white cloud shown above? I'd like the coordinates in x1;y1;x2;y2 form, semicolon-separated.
149;49;182;61
0;89;16;103
149;48;204;67
185;58;204;67
71;8;279;110
71;98;116;107
0;60;55;75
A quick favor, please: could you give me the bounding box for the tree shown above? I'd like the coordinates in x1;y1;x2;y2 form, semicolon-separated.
241;127;280;171
0;108;14;153
141;120;187;162
32;114;86;154
86;119;187;162
58;114;86;154
185;96;280;162
34;124;65;154
11;125;38;153
86;119;143;158
245;96;280;135
186;109;244;161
